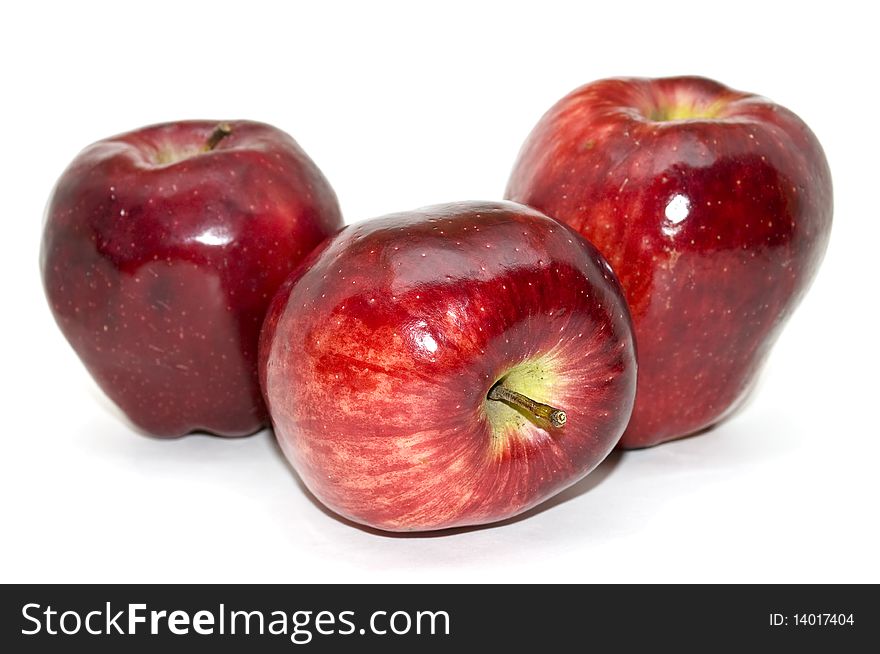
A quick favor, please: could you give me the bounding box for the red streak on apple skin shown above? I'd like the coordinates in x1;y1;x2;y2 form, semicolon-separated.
260;201;636;531
41;120;342;437
507;77;832;448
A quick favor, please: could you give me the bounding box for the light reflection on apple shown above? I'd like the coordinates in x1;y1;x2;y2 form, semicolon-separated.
193;225;234;247
662;193;690;237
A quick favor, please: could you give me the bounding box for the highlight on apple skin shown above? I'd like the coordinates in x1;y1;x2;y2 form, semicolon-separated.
506;76;832;449
259;201;637;531
41;120;343;437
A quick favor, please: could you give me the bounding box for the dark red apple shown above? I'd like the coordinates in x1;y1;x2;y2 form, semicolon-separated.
259;201;636;531
41;120;342;437
507;76;832;448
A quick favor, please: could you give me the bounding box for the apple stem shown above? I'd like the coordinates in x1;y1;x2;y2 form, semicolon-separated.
488;384;567;428
205;123;233;151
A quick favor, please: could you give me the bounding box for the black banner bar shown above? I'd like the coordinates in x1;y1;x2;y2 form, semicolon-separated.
1;584;875;651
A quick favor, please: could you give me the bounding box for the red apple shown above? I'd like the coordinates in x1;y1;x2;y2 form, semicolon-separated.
260;201;636;531
507;76;832;448
41;120;343;437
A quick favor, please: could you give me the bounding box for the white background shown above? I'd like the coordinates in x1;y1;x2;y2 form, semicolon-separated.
2;1;877;583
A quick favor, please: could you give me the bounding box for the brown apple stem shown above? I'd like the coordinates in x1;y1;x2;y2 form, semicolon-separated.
205;123;233;151
488;385;567;428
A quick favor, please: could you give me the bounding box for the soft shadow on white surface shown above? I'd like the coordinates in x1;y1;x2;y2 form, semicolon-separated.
5;369;873;584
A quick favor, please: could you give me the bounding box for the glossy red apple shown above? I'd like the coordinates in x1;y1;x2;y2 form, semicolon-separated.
260;201;636;531
41;120;343;437
507;76;832;448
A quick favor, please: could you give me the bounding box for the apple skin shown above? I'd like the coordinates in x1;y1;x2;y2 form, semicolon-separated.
260;201;636;531
41;120;343;437
506;76;832;448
